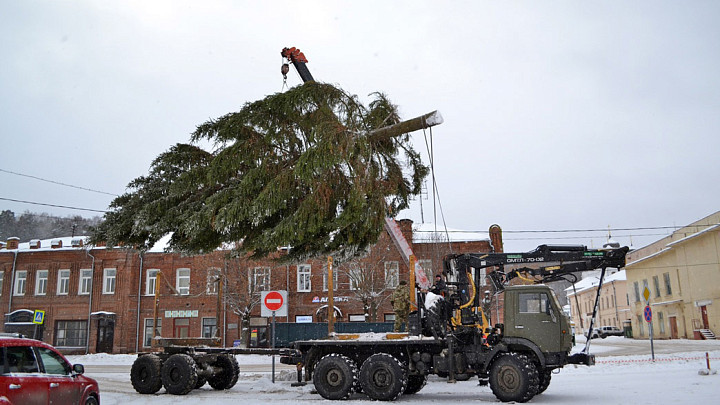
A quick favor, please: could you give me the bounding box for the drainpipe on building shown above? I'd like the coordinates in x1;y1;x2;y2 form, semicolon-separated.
135;252;144;353
8;250;18;313
85;249;96;355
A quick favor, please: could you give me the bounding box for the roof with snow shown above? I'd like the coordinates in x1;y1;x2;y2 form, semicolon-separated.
412;222;488;243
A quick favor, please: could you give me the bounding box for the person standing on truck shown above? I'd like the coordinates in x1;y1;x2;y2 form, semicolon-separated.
391;280;410;332
429;274;447;296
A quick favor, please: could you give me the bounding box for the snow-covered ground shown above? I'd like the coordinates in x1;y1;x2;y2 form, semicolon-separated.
66;338;720;404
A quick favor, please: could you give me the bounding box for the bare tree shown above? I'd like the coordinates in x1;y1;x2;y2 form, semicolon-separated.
221;255;264;346
338;250;396;322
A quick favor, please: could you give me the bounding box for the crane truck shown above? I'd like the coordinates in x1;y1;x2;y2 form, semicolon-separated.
280;244;628;402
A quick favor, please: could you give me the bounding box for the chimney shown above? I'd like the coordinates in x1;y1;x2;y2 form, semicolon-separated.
6;237;20;250
29;239;41;249
51;239;63;249
489;224;503;253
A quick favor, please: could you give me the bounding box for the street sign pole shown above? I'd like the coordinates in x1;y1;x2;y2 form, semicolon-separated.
272;310;276;383
643;285;655;361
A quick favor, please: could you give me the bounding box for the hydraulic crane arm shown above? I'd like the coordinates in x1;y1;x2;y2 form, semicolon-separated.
281;47;315;83
444;244;628;291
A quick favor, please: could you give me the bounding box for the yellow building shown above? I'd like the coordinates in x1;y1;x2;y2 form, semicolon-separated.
625;211;720;340
566;269;632;336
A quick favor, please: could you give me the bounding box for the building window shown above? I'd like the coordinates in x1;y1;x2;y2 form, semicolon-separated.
418;259;433;283
57;269;70;295
637;315;645;337
35;270;48;296
176;268;190;295
202;317;217;338
347;265;363;291
323;267;338;292
79;269;92;295
658;312;665;334
13;270;26;296
206;268;221;295
55;320;88;347
174;318;190;338
0;270;3;296
653;275;661;298
385;261;399;288
663;272;672;295
144;318;161;347
250;267;271;293
146;269;159;296
297;265;311;292
633;281;640;302
103;268;116;294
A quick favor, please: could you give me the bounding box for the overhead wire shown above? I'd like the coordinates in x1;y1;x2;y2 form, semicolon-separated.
0;168;118;196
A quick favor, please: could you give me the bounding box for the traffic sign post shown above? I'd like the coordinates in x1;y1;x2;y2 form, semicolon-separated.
261;290;287;383
643;289;655;361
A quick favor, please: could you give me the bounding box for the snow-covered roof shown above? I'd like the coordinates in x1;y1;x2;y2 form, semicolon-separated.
566;269;625;295
0;236;91;252
412;222;489;243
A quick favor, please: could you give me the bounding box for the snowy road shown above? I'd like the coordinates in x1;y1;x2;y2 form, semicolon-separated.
67;338;720;404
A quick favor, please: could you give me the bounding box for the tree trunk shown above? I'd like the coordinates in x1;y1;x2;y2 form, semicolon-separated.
369;111;443;141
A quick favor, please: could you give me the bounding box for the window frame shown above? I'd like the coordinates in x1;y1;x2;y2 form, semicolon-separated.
202;317;218;338
206;268;221;295
384;261;399;288
176;268;191;296
250;267;271;293
54;320;88;348
13;270;27;296
297;264;311;292
35;269;48;296
103;268;117;295
57;269;70;295
323;267;338;292
78;268;92;295
143;318;162;347
663;272;672;295
145;269;159;296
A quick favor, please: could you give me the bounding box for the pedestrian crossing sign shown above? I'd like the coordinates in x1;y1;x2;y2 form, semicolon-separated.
33;310;45;325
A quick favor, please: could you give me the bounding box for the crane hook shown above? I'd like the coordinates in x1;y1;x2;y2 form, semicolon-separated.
281;63;290;79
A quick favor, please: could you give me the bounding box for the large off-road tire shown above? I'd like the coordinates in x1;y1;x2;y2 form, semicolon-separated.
403;374;428;395
312;353;358;400
537;369;552;394
208;354;240;390
161;353;199;395
488;353;539;403
130;354;163;394
359;353;407;401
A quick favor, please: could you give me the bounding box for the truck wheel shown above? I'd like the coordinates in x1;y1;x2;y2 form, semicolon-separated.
537;370;551;394
403;374;427;395
359;353;407;401
161;353;199;395
488;353;539;403
312;353;358;400
208;354;240;390
130;354;163;394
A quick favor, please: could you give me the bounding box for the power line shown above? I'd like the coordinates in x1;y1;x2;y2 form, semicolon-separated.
414;224;714;235
0;197;108;214
0;168;119;197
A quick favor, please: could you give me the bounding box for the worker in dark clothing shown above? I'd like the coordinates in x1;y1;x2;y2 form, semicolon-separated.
429;274;447;296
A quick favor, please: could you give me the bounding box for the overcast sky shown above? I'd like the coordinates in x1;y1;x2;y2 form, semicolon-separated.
1;1;719;252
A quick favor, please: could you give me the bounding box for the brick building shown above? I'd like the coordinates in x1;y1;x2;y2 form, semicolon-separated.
0;219;497;354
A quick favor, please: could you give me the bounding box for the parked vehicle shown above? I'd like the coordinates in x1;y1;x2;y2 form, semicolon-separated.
0;333;99;405
586;326;624;339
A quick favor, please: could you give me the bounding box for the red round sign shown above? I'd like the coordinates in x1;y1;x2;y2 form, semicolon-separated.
264;291;284;311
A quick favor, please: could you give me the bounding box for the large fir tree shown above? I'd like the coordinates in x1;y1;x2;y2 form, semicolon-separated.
92;82;429;262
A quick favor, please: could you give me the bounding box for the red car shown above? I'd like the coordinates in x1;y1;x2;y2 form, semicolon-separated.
0;334;99;405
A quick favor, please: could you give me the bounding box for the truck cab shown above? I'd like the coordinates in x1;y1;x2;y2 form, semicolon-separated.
503;285;573;355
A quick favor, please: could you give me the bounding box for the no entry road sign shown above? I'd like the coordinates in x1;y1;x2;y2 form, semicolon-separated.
261;290;288;317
